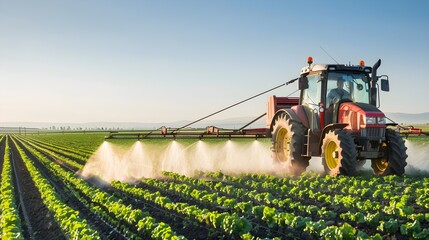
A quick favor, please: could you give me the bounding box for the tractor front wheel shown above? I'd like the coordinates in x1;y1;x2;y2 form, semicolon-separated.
271;114;309;176
371;129;408;175
321;130;358;176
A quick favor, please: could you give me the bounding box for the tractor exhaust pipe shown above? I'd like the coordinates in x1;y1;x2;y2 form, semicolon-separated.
370;59;381;106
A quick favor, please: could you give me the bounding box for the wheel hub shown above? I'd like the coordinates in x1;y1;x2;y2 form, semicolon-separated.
374;142;389;172
374;159;388;171
325;141;339;170
275;127;290;161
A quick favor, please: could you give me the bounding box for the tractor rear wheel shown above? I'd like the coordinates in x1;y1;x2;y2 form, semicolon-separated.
321;130;358;176
271;114;309;176
371;129;408;175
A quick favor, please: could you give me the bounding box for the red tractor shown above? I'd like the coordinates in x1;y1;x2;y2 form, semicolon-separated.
106;57;408;177
269;57;407;176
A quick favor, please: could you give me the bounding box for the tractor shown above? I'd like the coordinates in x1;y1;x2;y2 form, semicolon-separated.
106;57;408;177
269;57;408;176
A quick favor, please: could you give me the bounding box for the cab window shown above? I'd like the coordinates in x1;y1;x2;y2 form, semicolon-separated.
302;74;321;109
326;72;370;106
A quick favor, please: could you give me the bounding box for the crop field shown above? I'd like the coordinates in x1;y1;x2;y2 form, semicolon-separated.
0;133;428;239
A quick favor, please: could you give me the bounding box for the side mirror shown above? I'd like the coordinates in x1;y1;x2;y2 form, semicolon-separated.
298;76;309;90
357;84;364;91
380;78;389;92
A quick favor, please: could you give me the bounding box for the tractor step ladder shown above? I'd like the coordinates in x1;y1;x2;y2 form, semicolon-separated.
302;128;311;157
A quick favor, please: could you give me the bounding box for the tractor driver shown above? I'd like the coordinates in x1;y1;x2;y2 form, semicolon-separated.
327;77;350;107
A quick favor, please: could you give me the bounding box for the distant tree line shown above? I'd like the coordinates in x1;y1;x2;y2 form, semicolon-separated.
45;126;124;131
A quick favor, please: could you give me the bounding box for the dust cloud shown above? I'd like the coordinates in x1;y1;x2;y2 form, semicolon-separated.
79;139;301;183
78;138;429;184
404;140;429;175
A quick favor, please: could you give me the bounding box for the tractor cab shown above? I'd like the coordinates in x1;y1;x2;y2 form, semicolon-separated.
298;58;388;130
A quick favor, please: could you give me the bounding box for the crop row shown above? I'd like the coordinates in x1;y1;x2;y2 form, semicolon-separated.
234;172;429;220
11;137;101;239
0;137;24;239
240;172;429;211
203;172;429;238
162;171;386;239
24;134;101;155
13;136;184;239
25;137;89;163
15;136;86;170
111;180;256;238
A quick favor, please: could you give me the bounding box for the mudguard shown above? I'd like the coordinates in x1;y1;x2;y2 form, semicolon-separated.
270;108;309;133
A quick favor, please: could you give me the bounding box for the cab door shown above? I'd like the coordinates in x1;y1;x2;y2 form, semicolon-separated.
300;73;322;130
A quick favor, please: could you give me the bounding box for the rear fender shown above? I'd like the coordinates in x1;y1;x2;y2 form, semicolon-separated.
270;109;307;134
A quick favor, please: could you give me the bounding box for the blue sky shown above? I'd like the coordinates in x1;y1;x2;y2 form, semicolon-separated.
0;1;428;123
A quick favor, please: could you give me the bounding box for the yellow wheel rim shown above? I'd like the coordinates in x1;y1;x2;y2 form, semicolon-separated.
325;141;339;170
374;142;388;171
276;127;290;161
374;159;389;171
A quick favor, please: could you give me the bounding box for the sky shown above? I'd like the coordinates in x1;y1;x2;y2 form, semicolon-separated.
0;1;428;124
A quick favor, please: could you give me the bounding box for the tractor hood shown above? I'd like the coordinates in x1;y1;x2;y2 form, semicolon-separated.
352;102;383;113
338;102;386;133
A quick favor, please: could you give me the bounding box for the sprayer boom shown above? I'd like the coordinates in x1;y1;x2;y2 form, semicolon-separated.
105;112;270;140
105;126;268;140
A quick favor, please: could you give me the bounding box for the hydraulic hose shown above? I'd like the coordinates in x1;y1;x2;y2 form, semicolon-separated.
172;78;298;133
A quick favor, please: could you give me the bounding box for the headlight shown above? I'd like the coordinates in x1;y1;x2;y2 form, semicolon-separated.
377;117;386;124
366;117;376;124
